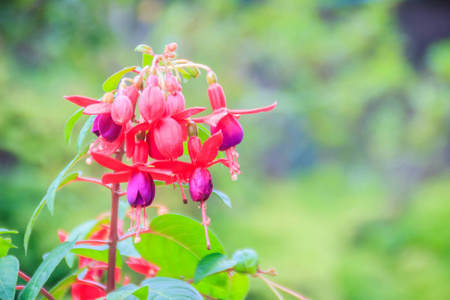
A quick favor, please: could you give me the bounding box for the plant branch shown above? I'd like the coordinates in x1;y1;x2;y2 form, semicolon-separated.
18;271;56;300
256;273;284;300
106;146;124;293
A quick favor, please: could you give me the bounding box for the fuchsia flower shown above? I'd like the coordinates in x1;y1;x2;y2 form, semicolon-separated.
90;141;172;241
152;128;225;249
126;257;160;278
192;82;277;180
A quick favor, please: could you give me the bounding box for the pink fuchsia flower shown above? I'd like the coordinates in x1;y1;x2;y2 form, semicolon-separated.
152;129;225;249
192;83;277;180
71;274;106;300
90;144;172;242
126;257;160;278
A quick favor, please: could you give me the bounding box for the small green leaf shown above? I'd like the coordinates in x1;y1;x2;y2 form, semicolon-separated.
18;240;76;300
178;68;191;80
197;123;211;142
185;66;201;78
194;253;237;283
0;256;19;300
117;238;140;258
77;115;95;152
134;44;153;54
64;108;84;145
212;189;231;208
228;273;250;300
232;249;259;275
141;277;203;299
142;53;154;67
25;143;91;253
0;238;17;259
0;229;18;235
103;66;138;92
71;244;122;268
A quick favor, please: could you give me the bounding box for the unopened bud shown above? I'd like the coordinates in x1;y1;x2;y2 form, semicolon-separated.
187;121;198;138
206;71;217;85
168;43;177;52
102;92;114;103
86;157;93;165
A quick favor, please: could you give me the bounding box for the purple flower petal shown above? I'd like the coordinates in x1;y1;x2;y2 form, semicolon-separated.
189;167;213;202
211;114;243;151
98;113;122;142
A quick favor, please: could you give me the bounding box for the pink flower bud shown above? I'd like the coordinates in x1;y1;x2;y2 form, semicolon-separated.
146;75;159;87
147;131;166;160
165;92;185;116
168;42;177;52
165;75;181;94
125;85;139;105
189;167;213;202
139;86;165;122
211;114;244;151
208;83;226;110
111;95;133;125
153;117;184;159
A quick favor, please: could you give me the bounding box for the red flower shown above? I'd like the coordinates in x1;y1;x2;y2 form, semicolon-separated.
126;257;160;278
192;83;277;180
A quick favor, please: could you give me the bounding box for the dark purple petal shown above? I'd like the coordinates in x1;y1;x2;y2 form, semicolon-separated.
98;113;122;142
127;171;155;207
210;114;243;151
127;172;140;207
92;115;100;137
189;167;213;202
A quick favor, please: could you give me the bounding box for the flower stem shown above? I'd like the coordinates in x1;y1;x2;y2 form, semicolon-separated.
106;146;124;293
18;271;56;300
256;273;284;300
200;200;211;250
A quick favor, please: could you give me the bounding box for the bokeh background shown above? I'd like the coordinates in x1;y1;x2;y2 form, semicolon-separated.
1;0;450;299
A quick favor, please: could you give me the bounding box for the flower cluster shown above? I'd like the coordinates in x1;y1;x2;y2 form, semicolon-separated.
64;43;276;248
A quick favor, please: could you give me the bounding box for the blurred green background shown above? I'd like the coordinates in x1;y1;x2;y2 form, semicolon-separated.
1;0;450;299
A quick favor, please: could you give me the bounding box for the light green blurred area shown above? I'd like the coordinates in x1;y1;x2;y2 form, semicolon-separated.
1;0;450;299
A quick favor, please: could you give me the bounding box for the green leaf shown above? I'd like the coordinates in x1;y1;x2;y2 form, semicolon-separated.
45;268;85;300
178;68;191;80
106;284;141;300
18;240;76;300
228;273;250;300
134;44;153;54
64;108;84;145
0;238;17;259
0;229;18;235
103;66;138;92
0;256;19;300
77;115;95;152
185;66;201;79
117;238;140;258
142;54;154;67
232;249;259;275
197;123;211;143
142;277;203;300
24;143;91;253
212;189;231;208
194;253;237;283
71;244;122;268
134;214;229;298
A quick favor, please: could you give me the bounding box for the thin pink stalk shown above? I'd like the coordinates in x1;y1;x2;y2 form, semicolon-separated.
256;273;284;300
18;271;56;300
200;200;211;250
75;239;109;246
256;273;308;300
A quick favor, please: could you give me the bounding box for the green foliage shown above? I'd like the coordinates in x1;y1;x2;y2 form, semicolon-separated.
18;240;76;300
71;244;122;268
232;249;259;275
107;278;203;300
212;189;232;208
103;66;139;92
0;256;19;300
194;253;237;283
142;53;154;68
0;231;17;259
77;115;95;152
64;108;84;145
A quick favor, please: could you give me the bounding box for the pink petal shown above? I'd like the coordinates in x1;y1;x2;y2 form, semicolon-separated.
91;152;131;172
191;109;229;127
101;171;132;184
83;103;112;115
227;101;277;115
126;122;152;160
197;131;223;166
171;106;206;120
64;95;100;108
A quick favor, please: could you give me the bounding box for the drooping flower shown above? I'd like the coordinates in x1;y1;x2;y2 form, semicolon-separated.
126;257;160;278
192;82;277;180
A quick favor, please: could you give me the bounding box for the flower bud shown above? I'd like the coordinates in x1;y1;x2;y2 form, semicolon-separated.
147;131;166;160
153;117;184;159
127;171;155;207
208;83;227;110
165;92;185;116
211;114;244;151
98;113;122;142
168;42;177;52
146;75;159;87
165;75;181;94
189;167;213;202
102;92;114;103
111;95;133;125
125;85;140;105
139;86;165;122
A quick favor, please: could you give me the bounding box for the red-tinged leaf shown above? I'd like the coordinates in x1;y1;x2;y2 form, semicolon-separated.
197;132;223;166
227;101;277;115
192;109;229;127
91;152;131;172
64;95;100;107
83;102;112;115
172;107;206;120
102;171;132;184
